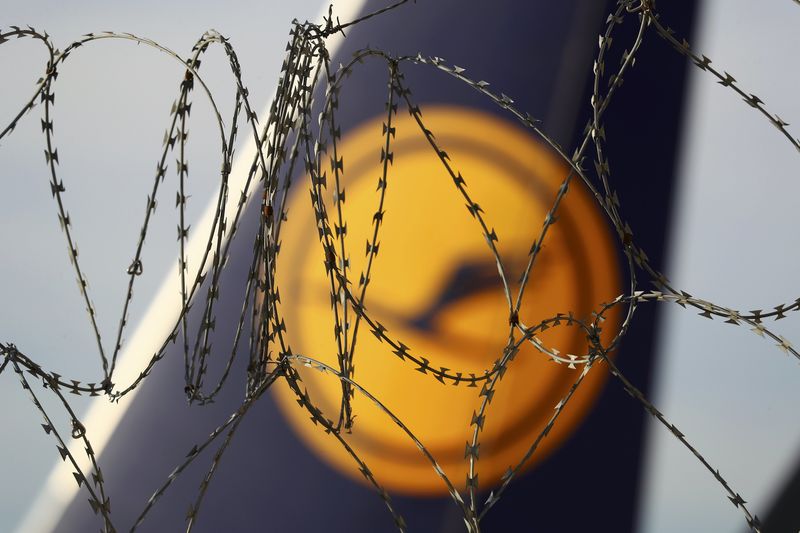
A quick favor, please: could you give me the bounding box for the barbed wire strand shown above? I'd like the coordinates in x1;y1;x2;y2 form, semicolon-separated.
1;0;798;531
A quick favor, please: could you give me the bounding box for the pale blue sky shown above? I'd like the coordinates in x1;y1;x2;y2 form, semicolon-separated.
638;1;800;532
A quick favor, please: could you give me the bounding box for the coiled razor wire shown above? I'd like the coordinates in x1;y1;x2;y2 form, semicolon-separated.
1;1;799;531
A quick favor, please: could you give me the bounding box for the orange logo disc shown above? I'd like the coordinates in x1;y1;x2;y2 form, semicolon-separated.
273;105;621;495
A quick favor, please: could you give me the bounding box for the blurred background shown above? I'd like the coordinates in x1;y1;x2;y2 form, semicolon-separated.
1;1;799;531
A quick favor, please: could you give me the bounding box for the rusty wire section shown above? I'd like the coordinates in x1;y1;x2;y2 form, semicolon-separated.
0;1;798;531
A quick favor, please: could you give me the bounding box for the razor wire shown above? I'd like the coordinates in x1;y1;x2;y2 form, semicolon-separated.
1;0;798;531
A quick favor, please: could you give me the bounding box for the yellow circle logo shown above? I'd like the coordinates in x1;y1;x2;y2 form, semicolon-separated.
274;105;621;495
